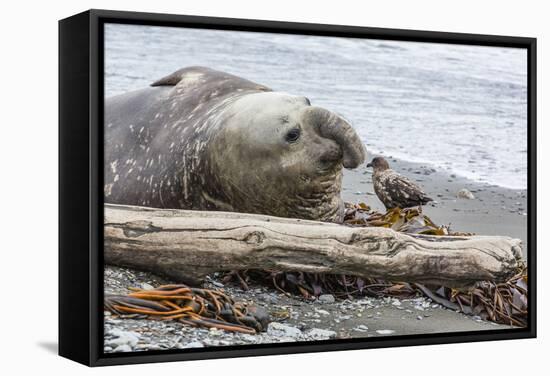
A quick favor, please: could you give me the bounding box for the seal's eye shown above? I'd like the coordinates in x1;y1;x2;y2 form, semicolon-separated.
285;128;301;143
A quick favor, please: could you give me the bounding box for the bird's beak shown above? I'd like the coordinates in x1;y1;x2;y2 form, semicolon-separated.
366;162;372;168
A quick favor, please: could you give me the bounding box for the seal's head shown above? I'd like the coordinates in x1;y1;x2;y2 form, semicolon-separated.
367;157;390;173
207;92;367;222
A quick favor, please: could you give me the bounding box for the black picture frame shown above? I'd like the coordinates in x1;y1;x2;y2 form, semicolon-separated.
59;9;537;367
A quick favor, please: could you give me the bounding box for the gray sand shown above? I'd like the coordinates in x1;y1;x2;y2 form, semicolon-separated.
104;157;526;353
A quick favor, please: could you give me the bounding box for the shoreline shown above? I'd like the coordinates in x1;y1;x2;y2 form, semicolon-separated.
362;147;527;191
342;156;528;258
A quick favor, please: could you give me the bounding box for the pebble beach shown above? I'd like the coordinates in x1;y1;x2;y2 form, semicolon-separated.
104;265;509;353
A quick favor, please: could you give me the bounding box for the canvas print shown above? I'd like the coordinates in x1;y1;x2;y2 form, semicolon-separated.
102;23;528;353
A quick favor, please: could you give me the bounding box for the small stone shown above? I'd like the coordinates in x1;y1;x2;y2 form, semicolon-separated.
417;316;423;320
315;308;330;316
140;282;154;290
267;322;302;338
209;328;222;336
307;328;337;340
113;344;132;353
240;334;258;342
376;329;395;335
457;188;475;200
181;341;204;349
259;293;278;304
104;329;141;347
318;294;336;304
211;280;224;288
354;324;369;332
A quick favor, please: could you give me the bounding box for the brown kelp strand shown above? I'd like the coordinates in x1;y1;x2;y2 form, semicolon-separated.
104;284;270;334
224;203;528;328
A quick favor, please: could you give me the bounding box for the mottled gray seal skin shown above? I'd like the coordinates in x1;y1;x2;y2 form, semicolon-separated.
104;67;366;222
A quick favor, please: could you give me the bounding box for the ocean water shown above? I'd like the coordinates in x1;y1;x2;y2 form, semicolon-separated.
105;24;528;190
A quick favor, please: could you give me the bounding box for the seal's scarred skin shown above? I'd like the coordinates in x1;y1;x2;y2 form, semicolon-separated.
104;67;366;222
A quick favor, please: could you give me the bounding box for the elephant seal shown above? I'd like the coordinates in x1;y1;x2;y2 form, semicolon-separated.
104;66;366;222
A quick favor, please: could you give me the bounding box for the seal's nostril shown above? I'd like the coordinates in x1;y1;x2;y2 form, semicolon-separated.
320;156;337;165
319;145;343;167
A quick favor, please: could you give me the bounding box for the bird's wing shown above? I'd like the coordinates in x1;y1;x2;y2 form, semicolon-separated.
373;172;395;208
380;170;432;205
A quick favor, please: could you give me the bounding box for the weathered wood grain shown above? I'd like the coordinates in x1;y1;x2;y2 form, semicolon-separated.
104;204;522;287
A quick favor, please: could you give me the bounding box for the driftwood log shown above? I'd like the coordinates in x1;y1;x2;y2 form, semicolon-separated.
104;204;523;287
